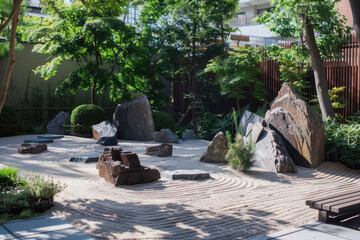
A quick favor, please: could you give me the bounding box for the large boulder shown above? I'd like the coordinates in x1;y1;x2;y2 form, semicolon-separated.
155;129;179;143
92;120;118;141
113;95;155;141
265;83;325;168
239;110;265;136
251;127;297;173
18;143;47;154
145;143;173;157
47;111;69;135
200;132;228;163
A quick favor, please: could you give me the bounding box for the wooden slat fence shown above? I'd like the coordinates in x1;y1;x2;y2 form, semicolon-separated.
173;33;360;118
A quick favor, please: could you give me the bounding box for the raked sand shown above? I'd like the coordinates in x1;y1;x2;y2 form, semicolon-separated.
1;135;360;239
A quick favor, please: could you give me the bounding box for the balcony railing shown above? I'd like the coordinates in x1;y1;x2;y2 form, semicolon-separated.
228;15;259;27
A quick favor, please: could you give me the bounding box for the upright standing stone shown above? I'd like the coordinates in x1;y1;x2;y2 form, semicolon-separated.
200;132;228;163
265;83;325;168
92;120;118;141
47;111;69;135
113;95;155;141
239;110;265;136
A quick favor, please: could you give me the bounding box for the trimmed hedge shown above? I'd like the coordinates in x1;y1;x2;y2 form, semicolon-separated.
70;105;106;134
0;106;17;137
152;110;177;132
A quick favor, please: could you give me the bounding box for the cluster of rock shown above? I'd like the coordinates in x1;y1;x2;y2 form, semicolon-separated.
200;83;325;173
96;147;160;185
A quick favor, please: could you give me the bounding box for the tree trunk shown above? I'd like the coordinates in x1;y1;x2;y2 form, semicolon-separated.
302;15;335;118
0;0;22;35
349;0;360;43
0;2;19;114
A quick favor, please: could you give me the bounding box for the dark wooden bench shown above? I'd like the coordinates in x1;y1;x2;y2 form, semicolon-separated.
306;190;360;223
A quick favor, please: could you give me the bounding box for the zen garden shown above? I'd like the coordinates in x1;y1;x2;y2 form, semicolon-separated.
0;0;360;239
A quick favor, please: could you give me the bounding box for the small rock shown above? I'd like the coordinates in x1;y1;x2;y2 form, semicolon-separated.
155;129;179;143
47;111;69;135
162;170;211;180
182;130;197;141
200;132;228;163
92;120;118;141
96;137;118;146
18;143;47;154
145;144;173;157
69;155;99;163
38;134;64;139
24;139;53;144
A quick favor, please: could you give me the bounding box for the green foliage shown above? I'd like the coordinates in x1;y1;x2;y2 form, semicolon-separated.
225;132;253;171
205;46;266;109
152;110;177;133
325;117;360;165
196;111;222;140
255;101;269;118
0;191;32;219
0;167;27;192
70;104;106;133
0;105;17;137
27;175;67;200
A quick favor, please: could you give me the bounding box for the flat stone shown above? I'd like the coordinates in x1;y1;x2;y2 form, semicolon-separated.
38;134;64;139
155;129;179;143
162;170;211;180
24;139;53;144
18;143;47;154
145;143;173;157
69;155;99;163
96;137;118;146
200;132;228;163
182;129;197;141
239;110;265;136
113;95;155;141
47;111;69;135
92;120;118;141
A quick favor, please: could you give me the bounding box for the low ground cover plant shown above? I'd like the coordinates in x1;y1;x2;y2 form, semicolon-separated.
0;167;66;223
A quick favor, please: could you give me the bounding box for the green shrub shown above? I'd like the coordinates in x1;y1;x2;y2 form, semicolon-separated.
71;104;106;133
225;132;253;171
0;167;28;192
152;110;177;132
27;175;67;200
325;118;360;165
0;106;17;137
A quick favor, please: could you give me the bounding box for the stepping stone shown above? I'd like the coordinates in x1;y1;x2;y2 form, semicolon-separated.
69;155;99;163
162;169;210;180
24;139;53;144
38;134;64;139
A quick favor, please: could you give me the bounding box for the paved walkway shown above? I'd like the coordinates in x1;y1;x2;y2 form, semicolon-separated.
262;222;360;240
0;215;93;240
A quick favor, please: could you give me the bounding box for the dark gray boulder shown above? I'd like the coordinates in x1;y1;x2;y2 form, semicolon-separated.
153;131;159;142
239;110;265;136
182;130;197;141
92;120;118;141
96;137;118;146
200;132;228;163
162;170;211;180
113;95;155;141
47;111;69;135
155;129;179;143
251;127;296;173
69;155;99;163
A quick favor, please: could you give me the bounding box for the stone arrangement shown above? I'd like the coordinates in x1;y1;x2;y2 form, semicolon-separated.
153;129;179;143
200;132;228;163
18;143;47;154
96;137;118;146
145;143;173;157
96;147;160;185
47;111;69;135
265;83;325;168
182;130;197;141
113;95;155;141
92;120;118;141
